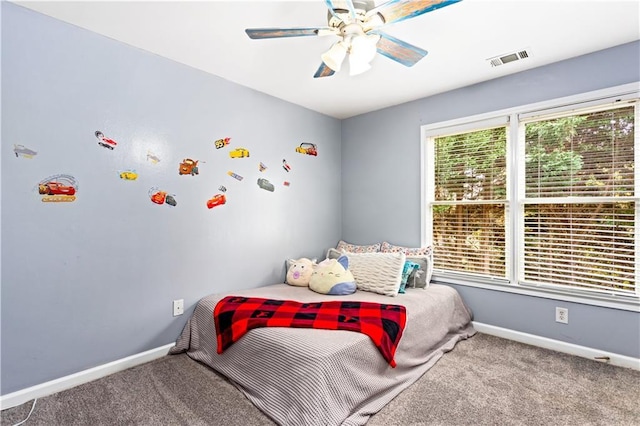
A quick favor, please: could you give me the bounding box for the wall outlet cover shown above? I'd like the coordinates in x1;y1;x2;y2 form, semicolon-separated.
555;307;569;324
173;299;184;317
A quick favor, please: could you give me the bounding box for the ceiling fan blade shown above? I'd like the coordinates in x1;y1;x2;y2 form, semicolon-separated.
368;0;461;27
313;62;336;78
245;28;332;39
375;32;428;67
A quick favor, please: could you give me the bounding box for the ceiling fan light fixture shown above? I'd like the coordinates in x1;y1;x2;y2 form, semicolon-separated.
347;34;379;76
321;41;348;72
348;54;372;76
351;34;379;63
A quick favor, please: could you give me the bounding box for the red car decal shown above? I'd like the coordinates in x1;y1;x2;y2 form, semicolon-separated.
207;194;227;209
39;182;76;196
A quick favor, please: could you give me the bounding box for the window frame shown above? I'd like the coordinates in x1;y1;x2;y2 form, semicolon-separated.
421;83;640;312
424;117;512;284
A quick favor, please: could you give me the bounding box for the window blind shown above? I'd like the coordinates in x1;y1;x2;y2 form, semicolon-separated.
521;105;636;296
431;126;508;279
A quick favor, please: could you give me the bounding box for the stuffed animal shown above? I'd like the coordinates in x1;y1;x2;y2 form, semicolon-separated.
286;258;316;287
309;255;357;295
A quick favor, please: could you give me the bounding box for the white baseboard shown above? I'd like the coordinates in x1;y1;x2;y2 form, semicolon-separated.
3;327;638;411
0;343;175;410
473;322;640;371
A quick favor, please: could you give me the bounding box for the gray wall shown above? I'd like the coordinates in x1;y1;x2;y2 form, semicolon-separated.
341;41;640;358
2;2;639;398
1;3;341;394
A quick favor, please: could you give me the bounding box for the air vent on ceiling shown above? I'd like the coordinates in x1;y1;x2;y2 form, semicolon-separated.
488;49;531;67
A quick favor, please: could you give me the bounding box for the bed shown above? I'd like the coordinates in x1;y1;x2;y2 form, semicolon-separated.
170;283;475;426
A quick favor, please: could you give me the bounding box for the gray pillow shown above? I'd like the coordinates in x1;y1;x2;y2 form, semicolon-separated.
406;255;432;289
326;247;344;260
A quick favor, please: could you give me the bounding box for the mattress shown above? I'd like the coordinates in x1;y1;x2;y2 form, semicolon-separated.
170;283;475;426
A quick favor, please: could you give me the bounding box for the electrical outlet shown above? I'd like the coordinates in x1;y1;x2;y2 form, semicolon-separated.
555;307;568;324
173;299;184;317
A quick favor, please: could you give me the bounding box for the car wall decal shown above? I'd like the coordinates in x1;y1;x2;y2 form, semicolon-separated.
37;174;78;203
214;137;231;149
227;171;244;181
95;130;118;150
14;144;38;159
257;178;275;192
119;170;138;180
207;193;227;209
165;194;177;207
259;162;267;172
295;142;318;156
282;159;291;172
146;151;161;164
148;187;177;206
210;181;227;210
229;147;250;158
207;194;227;209
179;158;200;176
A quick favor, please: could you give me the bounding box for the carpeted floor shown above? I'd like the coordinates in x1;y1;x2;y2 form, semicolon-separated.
2;333;639;425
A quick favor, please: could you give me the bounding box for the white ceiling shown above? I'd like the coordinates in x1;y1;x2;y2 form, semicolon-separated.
14;0;640;119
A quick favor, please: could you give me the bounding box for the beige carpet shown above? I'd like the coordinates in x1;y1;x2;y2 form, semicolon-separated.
2;333;639;425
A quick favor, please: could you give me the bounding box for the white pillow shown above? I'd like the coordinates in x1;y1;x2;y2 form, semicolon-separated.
345;252;406;297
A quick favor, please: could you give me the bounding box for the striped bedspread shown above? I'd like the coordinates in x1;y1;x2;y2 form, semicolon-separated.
171;284;476;426
214;296;407;367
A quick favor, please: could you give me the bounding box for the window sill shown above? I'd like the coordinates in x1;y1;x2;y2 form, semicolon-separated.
432;275;640;313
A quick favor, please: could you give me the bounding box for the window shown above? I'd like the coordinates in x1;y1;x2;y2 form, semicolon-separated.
520;105;636;297
423;87;639;304
426;120;509;281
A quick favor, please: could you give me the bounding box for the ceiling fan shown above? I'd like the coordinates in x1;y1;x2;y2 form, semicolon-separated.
245;0;461;78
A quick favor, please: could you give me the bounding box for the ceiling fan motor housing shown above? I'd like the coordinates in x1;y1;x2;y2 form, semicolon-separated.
327;0;376;28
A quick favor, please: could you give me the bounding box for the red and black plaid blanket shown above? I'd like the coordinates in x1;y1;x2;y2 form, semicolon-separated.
214;296;407;367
